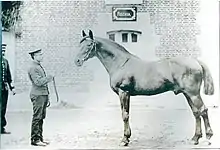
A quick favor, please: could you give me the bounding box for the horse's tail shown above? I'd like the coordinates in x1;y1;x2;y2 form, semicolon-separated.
198;60;214;95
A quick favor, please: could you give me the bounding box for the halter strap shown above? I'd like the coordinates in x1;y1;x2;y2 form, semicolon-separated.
80;36;97;52
80;36;90;43
81;39;97;61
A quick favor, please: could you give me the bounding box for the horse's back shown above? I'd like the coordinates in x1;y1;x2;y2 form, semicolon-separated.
169;57;202;71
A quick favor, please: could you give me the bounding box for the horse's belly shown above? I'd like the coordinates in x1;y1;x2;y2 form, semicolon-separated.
130;79;173;96
131;87;171;96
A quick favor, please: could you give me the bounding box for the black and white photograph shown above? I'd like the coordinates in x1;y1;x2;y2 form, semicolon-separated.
1;0;220;149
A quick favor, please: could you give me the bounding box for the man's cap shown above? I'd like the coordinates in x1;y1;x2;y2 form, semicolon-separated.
28;49;42;55
2;44;7;51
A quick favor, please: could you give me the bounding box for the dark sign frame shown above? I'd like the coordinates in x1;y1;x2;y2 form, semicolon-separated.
112;6;137;21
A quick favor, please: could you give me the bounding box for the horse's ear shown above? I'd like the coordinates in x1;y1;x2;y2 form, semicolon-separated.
89;30;93;40
82;30;86;37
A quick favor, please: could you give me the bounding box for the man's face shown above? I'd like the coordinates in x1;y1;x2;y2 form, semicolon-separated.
34;51;43;62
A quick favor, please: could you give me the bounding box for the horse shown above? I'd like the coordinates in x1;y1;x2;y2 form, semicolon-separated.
74;30;214;146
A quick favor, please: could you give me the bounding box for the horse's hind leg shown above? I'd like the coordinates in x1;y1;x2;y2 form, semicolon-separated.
201;107;213;140
183;93;204;145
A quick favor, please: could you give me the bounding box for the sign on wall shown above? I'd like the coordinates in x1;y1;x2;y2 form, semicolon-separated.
112;7;137;21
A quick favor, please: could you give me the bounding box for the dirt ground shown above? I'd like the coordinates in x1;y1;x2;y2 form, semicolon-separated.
1;86;220;149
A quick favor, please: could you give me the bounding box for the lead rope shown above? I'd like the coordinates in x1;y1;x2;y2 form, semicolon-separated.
46;77;59;107
53;77;59;102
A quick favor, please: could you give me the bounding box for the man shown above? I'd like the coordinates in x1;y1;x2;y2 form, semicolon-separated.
1;44;16;134
28;49;54;146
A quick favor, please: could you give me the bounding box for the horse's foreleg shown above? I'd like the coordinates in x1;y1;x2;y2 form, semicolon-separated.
119;89;131;146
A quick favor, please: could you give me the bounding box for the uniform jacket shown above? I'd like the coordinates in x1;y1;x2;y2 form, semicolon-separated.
2;57;14;91
28;61;50;97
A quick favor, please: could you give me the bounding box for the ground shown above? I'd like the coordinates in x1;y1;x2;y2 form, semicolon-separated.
1;85;220;149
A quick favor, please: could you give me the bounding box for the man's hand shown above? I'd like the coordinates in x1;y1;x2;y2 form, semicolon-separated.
12;88;16;95
47;74;55;82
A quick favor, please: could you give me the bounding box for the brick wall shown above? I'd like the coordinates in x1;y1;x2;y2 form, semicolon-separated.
15;1;106;92
105;0;200;57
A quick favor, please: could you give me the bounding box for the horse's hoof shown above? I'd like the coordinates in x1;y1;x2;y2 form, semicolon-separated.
207;141;212;145
190;139;199;145
193;140;199;145
120;137;129;146
206;132;213;140
191;134;202;145
120;141;129;146
192;134;202;141
119;140;129;146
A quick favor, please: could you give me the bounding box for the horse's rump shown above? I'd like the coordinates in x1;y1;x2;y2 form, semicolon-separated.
168;57;214;95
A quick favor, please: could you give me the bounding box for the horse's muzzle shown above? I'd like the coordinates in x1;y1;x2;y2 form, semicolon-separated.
74;58;83;66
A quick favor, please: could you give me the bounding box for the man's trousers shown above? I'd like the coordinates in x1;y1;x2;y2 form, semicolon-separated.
31;95;48;143
1;89;9;131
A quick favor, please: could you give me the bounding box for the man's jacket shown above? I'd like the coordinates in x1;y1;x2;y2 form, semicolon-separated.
2;57;14;91
28;61;50;97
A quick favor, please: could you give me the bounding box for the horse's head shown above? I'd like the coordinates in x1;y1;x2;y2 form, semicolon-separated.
75;30;97;67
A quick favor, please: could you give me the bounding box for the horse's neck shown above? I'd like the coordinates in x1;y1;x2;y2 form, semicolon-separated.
95;40;130;75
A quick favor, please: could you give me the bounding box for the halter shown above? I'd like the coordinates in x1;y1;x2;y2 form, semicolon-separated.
81;38;97;61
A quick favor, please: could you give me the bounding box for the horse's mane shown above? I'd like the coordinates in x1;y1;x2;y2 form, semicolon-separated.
95;37;131;54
